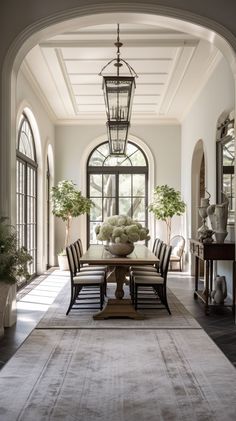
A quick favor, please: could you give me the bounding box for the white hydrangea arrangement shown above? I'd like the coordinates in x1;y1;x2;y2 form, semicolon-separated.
95;215;150;244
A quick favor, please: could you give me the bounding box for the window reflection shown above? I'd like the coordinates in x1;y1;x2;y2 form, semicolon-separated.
217;115;235;224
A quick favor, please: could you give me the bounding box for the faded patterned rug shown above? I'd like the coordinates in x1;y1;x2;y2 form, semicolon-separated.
36;281;201;329
0;328;236;421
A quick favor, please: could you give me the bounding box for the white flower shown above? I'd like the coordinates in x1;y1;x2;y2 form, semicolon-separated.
95;215;150;244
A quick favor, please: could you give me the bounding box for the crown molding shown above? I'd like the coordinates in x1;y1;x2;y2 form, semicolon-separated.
55;116;180;126
40;39;198;49
20;61;57;123
180;50;223;122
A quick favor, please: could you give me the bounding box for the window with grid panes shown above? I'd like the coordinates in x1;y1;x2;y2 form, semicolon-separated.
87;141;148;246
216;115;235;224
16;113;37;283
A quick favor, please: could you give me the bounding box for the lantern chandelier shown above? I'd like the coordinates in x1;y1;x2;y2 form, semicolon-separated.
99;24;138;155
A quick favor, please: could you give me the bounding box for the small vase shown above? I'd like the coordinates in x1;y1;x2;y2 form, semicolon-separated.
214;231;228;243
108;242;134;257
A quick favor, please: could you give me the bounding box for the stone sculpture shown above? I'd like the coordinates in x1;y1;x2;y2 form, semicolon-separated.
198;191;214;242
211;275;227;304
207;194;229;242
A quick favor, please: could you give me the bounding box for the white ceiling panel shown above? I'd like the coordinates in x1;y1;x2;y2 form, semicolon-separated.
21;23;220;123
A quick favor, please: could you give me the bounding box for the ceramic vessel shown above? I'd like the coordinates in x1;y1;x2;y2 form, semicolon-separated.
108;242;134;257
207;195;229;243
211;275;227;304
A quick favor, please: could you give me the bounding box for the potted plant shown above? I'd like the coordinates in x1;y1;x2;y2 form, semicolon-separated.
149;184;186;244
95;215;150;256
51;180;93;270
0;217;32;337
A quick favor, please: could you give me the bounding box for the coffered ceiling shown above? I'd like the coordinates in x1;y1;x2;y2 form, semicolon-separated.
21;23;222;124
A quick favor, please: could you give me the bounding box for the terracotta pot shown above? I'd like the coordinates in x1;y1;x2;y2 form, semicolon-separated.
108;242;134;257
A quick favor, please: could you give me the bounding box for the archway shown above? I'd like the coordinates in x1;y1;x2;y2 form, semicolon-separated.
1;5;236;220
1;4;236;277
191;139;205;274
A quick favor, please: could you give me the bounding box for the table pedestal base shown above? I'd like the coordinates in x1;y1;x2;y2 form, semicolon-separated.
93;298;144;320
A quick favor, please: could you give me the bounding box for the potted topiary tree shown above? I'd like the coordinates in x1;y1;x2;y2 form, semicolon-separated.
51;180;93;270
0;217;32;337
149;184;186;244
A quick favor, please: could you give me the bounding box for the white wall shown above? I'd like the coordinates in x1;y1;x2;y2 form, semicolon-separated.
182;56;235;294
55;123;181;250
16;69;56;271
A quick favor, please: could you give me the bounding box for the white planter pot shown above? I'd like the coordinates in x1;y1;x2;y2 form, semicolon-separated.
4;283;17;327
58;254;69;271
0;282;14;338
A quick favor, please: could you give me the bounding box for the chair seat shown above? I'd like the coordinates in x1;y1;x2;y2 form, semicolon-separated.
74;274;104;285
131;269;161;277
76;270;105;277
80;266;106;272
170;255;180;262
130;265;157;272
131;267;158;274
81;265;107;270
133;275;164;285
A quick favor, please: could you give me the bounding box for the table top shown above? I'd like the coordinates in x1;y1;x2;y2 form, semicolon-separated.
80;244;158;266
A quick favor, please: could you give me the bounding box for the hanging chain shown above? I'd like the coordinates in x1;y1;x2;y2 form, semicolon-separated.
99;24;138;78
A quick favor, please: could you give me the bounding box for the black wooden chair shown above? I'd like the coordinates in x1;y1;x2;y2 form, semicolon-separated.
72;242;107;295
131;245;172;314
129;242;165;297
66;245;106;315
130;240;164;274
74;240;107;272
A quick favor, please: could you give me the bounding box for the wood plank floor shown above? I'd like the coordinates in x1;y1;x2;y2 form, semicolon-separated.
0;270;236;369
168;273;236;367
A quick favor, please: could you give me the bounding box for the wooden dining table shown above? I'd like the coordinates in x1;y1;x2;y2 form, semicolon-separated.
80;244;158;320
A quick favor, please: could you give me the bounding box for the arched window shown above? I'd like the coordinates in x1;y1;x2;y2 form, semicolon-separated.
46;155;50;268
87;141;148;245
16;113;37;282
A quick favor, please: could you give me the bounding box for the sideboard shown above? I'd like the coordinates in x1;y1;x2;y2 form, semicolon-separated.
189;239;235;317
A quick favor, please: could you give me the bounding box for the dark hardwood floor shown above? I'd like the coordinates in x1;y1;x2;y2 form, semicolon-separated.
168;273;236;367
0;270;236;369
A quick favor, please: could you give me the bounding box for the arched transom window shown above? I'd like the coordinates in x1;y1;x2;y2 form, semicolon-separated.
16;113;37;282
87;141;148;245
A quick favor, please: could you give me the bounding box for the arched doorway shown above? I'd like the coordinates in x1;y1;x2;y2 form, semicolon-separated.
191;139;205;275
1;4;236;276
2;6;236;221
191;139;205;239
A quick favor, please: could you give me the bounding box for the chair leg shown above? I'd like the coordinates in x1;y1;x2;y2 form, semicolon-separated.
155;285;171;315
66;285;75;315
134;284;138;310
100;285;103;310
104;277;107;296
130;276;134;304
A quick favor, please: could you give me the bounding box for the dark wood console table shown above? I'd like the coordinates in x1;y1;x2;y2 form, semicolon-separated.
189;239;235;317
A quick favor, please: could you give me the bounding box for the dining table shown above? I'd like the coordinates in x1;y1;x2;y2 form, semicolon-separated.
80;244;158;320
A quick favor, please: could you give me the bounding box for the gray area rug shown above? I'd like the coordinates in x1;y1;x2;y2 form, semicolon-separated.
0;328;236;421
36;281;201;329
